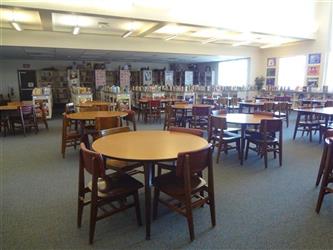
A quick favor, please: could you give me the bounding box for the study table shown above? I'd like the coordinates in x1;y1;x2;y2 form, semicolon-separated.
212;113;278;164
92;130;208;240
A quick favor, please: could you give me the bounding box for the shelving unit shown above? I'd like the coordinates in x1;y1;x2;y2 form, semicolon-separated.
32;87;53;119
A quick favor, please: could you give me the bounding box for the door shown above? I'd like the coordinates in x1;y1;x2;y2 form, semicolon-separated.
18;70;37;101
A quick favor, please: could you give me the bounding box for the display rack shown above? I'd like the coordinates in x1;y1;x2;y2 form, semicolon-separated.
32;87;53;119
70;87;93;105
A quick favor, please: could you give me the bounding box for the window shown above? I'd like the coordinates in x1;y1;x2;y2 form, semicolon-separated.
324;5;333;91
277;55;306;90
218;59;249;86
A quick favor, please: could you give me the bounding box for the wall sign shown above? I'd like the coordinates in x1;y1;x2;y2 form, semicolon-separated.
308;53;321;64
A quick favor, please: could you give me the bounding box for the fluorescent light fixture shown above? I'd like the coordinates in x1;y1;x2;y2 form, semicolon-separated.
72;26;80;35
201;38;218;44
155;24;188;35
122;30;133;38
165;35;177;41
232;41;251;47
11;22;22;31
260;43;282;49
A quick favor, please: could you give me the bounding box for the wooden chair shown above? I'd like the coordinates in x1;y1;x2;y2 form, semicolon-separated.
245;119;283;168
123;110;137;131
146;100;161;123
0;112;10;136
61;114;81;158
78;143;143;244
263;102;274;112
153;144;215;241
95;116;120;131
34;100;49;130
163;105;177;130
97;126;143;176
97;104;109;111
208;116;241;163
189;106;210;130
211;109;241;133
315;129;333;186
9;105;39;136
325;100;333;107
315;137;333;213
293;107;321;142
227;97;240;113
245;111;273;136
273;102;289;127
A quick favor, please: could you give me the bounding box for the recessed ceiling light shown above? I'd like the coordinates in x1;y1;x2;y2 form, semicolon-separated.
11;22;22;31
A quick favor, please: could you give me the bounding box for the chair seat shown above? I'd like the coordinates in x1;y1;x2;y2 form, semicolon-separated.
224;127;241;133
67;130;80;139
87;173;143;198
246;132;278;143
154;172;206;197
106;159;141;172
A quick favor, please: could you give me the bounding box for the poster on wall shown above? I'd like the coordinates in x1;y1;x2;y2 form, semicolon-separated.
307;77;319;87
266;78;275;85
266;68;276;77
143;70;152;85
307;65;320;76
67;69;80;87
184;71;193;85
308;53;321;64
95;69;106;88
119;70;131;87
267;58;276;67
165;70;174;85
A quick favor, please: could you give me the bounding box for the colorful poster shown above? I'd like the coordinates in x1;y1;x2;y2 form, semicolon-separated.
266;68;276;77
165;70;174;85
143;70;152;85
307;65;320;76
95;69;106;88
307;77;319;87
308;53;321;64
267;58;276;67
119;70;131;87
67;69;80;86
184;71;193;85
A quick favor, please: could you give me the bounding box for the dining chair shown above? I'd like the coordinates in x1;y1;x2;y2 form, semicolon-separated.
78;143;143;244
163;104;177;130
97;126;143;176
153;144;215;241
315;137;333;213
97;104;109;111
10;105;39;136
263;102;274;112
147;100;161;123
211;109;241;133
123;110;137;131
293;107;321;142
227;97;240;113
61;114;81;158
245;111;274;136
245;119;283;168
273;102;289;127
325;100;333;107
189;106;210;130
208;116;241;163
95;116;120;131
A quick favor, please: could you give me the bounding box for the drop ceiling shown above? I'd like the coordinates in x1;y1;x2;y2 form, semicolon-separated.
0;46;243;63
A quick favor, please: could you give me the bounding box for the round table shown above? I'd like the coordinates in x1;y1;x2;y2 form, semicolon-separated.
67;111;127;120
92;130;208;240
213;113;278;164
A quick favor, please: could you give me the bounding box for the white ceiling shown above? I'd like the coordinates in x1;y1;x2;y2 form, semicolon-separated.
0;46;243;63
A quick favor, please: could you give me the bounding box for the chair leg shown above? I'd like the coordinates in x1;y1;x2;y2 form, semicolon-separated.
236;140;241;160
185;197;195;241
315;188;325;213
77;197;84;228
133;192;142;226
152;187;160;220
208;191;216;227
264;147;268;168
89;201;98;244
61;140;66;158
245;140;250;160
216;143;222;164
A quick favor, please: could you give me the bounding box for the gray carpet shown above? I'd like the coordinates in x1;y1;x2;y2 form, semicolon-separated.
1;112;332;249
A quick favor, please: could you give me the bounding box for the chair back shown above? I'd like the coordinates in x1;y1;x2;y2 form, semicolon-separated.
208;116;227;141
123;110;137;131
176;144;212;177
325;100;333;107
95;116;120;131
97;104;109;111
149;100;161;109
260;119;282;134
169;126;204;137
174;101;188;105
217;97;228;108
99;126;131;137
62;114;72;137
254;111;274;117
65;103;75;114
80;143;106;178
274;102;289;113
263;102;274;112
192;106;210;116
20;105;34;116
211;109;227;116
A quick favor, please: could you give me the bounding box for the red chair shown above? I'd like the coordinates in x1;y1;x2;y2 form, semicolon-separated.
146;100;161;123
78;143;143;244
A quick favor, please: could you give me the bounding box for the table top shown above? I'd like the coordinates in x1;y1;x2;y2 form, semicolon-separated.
0;105;18;111
92;130;209;162
67;111;128;120
293;107;333;115
171;104;213;110
76;101;115;108
213;113;277;125
139;98;177;103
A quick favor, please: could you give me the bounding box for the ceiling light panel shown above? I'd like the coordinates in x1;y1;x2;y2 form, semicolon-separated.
154;24;190;35
52;13;95;27
0;8;41;24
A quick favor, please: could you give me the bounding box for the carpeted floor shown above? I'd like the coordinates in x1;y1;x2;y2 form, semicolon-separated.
1;112;332;249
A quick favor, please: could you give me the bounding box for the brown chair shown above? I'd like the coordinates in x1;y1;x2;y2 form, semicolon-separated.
97;126;143;176
146;100;161;123
227;97;240;113
273;102;289;127
77;143;143;244
61;114;81;158
9;105;39;136
293;107;321;142
123;110;137;131
0;112;10;136
211;109;241;133
245;111;274;136
208;116;241;163
263;102;274;112
34;100;49;130
315;129;333;186
325;100;333;107
153;144;215;241
245;119;283;168
315;137;333;213
97;104;109;111
189;106;211;130
95;116;120;131
163;105;177;130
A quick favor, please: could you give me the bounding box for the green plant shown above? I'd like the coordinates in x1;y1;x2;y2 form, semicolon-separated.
255;76;265;91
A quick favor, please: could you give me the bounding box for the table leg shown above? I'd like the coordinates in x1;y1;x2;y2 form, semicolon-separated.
240;124;246;165
144;162;153;240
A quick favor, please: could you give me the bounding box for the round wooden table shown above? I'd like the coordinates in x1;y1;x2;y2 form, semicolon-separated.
67;111;127;120
213;113;277;164
92;130;208;240
0;105;18;111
